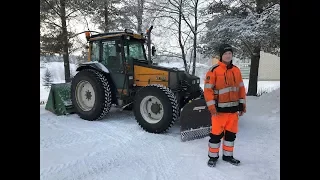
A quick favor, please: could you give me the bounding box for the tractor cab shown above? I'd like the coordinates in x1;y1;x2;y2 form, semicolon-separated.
85;30;151;74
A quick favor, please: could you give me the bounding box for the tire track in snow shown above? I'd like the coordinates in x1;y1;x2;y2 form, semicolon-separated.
152;141;179;180
88;134;157;180
40;130;113;152
40;137;128;180
83;132;160;180
41;127;151;180
40;113;138;152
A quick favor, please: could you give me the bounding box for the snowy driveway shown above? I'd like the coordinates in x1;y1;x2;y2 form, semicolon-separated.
40;89;280;180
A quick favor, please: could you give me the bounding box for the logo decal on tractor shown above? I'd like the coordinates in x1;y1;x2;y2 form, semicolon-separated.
156;76;166;80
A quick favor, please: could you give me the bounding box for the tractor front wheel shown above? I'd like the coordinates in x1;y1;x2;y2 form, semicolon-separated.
133;84;179;133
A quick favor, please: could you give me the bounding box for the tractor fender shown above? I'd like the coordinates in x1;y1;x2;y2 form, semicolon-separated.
76;62;109;74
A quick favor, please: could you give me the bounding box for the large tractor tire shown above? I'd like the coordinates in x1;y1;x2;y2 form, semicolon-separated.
133;84;179;133
71;69;112;121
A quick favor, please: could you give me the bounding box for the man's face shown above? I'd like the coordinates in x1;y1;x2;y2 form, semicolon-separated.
222;51;233;62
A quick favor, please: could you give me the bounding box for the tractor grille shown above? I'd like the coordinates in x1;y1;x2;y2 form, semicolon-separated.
179;80;189;91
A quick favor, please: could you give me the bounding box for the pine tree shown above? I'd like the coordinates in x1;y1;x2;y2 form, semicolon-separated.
43;68;53;89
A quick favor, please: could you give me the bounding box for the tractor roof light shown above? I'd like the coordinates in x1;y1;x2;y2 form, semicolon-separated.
85;31;91;41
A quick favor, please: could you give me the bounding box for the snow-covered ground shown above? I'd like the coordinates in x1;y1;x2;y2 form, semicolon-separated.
40;87;280;180
40;61;280;180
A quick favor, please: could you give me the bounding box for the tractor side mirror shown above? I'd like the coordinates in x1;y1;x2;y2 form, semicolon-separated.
152;46;156;56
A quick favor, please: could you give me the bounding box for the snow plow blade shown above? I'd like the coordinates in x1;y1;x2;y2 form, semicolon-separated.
45;83;75;116
180;98;211;142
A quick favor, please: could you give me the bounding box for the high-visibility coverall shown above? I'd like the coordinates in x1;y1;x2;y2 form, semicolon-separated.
204;61;246;158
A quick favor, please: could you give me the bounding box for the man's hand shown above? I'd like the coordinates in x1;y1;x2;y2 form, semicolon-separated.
238;103;246;116
243;103;246;113
208;106;217;116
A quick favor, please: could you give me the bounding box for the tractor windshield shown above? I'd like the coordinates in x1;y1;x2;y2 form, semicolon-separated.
124;40;147;63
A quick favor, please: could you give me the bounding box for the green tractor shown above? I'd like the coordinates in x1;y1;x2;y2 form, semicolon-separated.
45;26;211;141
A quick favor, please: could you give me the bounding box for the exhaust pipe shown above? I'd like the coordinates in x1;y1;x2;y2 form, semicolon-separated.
146;26;153;65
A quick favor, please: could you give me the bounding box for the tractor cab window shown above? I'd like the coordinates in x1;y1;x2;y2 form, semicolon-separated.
91;41;100;62
124;40;147;63
101;40;123;69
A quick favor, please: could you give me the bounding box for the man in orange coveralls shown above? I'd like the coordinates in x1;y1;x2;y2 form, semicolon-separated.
204;44;246;167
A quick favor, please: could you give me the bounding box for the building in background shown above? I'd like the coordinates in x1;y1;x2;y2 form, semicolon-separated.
236;52;280;81
211;52;280;81
257;52;280;81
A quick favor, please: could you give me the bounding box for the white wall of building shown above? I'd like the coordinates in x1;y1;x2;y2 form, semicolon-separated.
236;52;280;81
258;52;280;81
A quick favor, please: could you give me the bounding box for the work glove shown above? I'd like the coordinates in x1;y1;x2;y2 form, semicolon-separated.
238;103;246;116
208;105;217;116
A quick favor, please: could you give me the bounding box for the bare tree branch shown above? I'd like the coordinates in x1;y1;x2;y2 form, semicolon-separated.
181;13;194;33
147;8;180;15
157;23;192;37
44;0;61;17
197;25;208;34
186;11;196;18
191;0;196;7
145;2;179;13
66;8;79;18
55;0;61;10
43;20;62;28
149;15;179;24
183;30;192;47
168;0;180;9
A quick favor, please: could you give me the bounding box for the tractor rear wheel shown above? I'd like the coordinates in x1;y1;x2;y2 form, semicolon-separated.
133;84;179;133
71;69;112;121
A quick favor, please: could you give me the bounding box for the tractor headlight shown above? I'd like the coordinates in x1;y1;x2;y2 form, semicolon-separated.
196;79;200;84
192;80;196;84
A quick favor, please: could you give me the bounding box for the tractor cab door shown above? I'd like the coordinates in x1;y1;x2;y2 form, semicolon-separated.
123;38;148;90
101;40;123;72
100;39;128;99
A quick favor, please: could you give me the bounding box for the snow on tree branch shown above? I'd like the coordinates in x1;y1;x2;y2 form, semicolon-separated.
201;3;279;58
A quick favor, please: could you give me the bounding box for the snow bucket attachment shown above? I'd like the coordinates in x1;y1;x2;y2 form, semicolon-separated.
45;83;74;116
180;98;212;142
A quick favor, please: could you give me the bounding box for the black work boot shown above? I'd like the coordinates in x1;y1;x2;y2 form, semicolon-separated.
222;155;240;166
207;157;218;167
